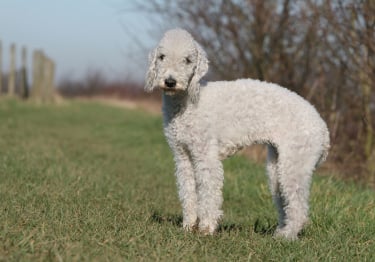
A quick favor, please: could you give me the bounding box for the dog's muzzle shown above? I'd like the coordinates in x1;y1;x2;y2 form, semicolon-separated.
161;77;178;95
164;77;177;88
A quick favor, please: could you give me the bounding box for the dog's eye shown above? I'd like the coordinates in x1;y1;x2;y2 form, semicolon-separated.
185;57;192;64
158;54;165;61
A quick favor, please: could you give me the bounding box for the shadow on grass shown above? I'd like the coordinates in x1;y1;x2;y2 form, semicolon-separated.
253;218;278;236
150;210;244;233
217;222;244;233
253;218;309;238
150;210;183;227
150;210;277;236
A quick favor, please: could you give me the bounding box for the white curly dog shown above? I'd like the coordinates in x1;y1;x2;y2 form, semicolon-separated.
145;28;330;240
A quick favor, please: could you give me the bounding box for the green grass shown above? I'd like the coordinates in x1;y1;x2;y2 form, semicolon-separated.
0;99;374;261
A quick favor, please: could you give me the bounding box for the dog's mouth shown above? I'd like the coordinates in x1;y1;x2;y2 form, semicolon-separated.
160;86;180;95
161;86;176;91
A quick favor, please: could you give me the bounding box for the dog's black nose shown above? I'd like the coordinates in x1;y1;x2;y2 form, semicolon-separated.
165;77;177;88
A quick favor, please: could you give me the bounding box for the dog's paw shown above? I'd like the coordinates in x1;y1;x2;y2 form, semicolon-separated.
198;226;215;236
273;227;299;241
183;221;198;232
198;221;218;235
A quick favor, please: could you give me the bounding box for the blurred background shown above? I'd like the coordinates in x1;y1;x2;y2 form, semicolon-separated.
0;0;374;186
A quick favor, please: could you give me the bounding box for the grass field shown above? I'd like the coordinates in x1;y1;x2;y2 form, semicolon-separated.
0;99;374;261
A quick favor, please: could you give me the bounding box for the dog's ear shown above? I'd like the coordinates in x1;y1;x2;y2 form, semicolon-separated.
188;41;209;103
145;48;158;92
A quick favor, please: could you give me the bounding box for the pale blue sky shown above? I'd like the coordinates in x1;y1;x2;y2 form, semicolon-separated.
0;0;161;83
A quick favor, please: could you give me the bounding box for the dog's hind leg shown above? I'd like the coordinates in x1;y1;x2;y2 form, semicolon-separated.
266;145;286;229
273;148;317;240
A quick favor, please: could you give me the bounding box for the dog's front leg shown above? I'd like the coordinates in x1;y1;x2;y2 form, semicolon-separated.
173;146;198;232
192;142;224;235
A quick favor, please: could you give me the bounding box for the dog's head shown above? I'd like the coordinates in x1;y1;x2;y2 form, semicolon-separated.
145;28;209;103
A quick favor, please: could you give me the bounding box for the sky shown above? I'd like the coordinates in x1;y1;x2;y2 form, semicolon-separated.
0;0;160;84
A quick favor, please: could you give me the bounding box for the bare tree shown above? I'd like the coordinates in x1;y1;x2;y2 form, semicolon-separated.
320;0;375;179
137;0;375;184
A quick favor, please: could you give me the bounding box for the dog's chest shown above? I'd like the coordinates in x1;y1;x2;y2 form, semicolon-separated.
164;113;196;146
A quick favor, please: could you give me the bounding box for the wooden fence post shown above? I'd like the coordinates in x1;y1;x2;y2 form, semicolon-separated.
31;50;55;102
8;43;16;96
0;40;2;94
21;46;28;98
44;56;55;102
40;54;47;102
31;50;43;101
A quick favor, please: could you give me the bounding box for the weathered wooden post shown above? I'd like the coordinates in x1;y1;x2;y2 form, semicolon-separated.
20;46;28;98
0;40;2;95
44;56;55;101
8;43;16;96
31;50;43;101
40;54;47;102
31;50;56;102
41;54;48;102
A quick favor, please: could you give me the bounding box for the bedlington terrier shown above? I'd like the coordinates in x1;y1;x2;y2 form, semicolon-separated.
145;28;330;240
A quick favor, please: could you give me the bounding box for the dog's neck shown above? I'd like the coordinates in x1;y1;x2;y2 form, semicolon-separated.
162;92;193;123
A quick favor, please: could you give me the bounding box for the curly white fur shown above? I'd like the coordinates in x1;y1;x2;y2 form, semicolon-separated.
145;28;330;240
